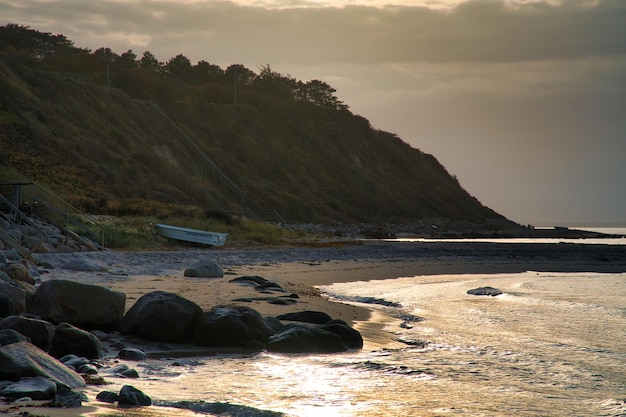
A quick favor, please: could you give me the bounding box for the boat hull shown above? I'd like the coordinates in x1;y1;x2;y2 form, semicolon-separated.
155;224;227;246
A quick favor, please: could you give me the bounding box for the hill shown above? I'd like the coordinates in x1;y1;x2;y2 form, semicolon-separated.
0;24;509;230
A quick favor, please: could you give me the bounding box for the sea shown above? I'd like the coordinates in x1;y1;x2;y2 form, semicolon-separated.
100;228;626;417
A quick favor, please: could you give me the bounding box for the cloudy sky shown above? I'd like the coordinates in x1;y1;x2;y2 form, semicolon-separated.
2;0;625;226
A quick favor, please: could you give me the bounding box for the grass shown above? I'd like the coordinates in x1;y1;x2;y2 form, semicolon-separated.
95;215;312;250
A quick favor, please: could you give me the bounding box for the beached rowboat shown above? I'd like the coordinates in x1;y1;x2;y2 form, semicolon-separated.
155;223;227;246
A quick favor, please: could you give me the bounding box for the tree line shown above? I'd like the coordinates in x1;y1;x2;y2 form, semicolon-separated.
0;24;348;111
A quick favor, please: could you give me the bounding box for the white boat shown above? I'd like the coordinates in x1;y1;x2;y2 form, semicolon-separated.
155;223;227;246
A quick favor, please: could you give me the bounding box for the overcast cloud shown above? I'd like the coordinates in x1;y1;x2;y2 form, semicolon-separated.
2;0;625;225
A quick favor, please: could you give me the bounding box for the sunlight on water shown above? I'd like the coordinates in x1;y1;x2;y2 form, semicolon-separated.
103;271;626;416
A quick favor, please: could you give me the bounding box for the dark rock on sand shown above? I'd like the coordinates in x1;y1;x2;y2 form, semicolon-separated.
96;390;120;403
0;375;57;400
0;342;85;388
119;291;202;343
267;325;348;353
229;275;270;286
467;287;503;296
117;347;148;361
318;320;363;349
53;385;84;407
118;384;152;406
28;279;125;330
0;315;56;351
49;322;103;359
194;305;271;349
276;310;333;324
184;259;223;278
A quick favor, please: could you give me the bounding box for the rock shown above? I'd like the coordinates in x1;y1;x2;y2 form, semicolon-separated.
194;305;271;349
52;385;83;407
0;342;85;388
60;355;89;369
118;291;202;343
77;364;98;375
0;328;30;345
49;322;103;359
61;258;109;272
6;263;35;285
264;317;285;334
467;287;503;296
276;310;333;324
230;276;285;292
28;279;125;329
0;269;11;282
118;384;152;406
96;390;119;403
318;320;363;349
0;376;57;400
106;364;131;375
0;315;56;351
120;368;140;378
0;281;26;315
184;259;223;278
229;275;270;286
267;325;348;353
0;293;15;318
117;347;147;361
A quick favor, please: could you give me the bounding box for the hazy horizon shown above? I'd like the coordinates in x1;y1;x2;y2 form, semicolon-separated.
2;0;625;226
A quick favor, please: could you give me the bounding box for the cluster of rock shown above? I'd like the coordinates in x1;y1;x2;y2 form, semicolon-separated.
0;216;101;254
0;257;363;413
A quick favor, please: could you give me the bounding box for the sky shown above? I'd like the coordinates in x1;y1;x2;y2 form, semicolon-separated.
2;0;625;226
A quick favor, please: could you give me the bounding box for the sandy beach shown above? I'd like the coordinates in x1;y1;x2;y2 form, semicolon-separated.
6;239;626;416
31;239;626;349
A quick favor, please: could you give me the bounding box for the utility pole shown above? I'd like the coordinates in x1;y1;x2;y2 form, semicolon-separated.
233;66;237;105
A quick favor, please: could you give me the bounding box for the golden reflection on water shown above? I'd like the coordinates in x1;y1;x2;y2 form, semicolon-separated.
99;272;626;417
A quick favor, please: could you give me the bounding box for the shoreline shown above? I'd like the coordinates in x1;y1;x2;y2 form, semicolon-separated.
7;240;626;416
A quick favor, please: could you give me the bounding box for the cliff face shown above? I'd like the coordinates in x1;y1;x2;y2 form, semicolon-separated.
0;29;505;225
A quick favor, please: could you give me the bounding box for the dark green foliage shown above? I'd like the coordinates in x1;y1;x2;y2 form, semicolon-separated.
0;24;505;224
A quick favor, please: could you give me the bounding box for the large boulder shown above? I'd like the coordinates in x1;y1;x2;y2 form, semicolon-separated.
184;259;223;278
119;291;202;343
0;281;26;315
28;279;125;329
0;315;56;351
194;305;271;350
0;341;85;388
49;322;103;359
267;325;348;353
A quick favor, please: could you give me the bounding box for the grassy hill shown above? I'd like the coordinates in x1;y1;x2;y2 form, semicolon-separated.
0;24;508;229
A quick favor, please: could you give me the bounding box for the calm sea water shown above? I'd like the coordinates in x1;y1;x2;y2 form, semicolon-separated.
99;234;626;417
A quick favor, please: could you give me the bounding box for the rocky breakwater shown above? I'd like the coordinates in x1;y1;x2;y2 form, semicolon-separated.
0;216;101;255
0;258;363;415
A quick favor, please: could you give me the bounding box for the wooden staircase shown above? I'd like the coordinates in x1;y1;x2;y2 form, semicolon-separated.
0;182;101;263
